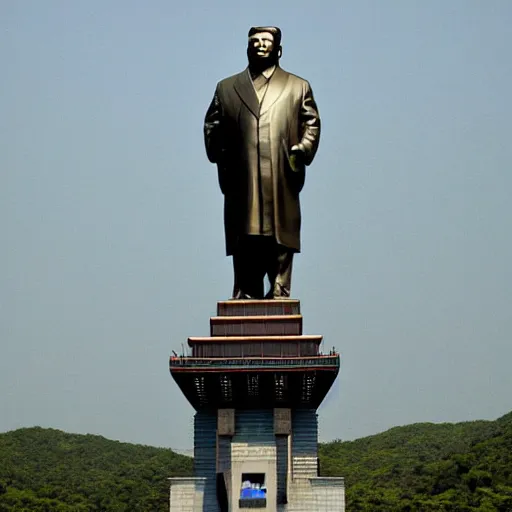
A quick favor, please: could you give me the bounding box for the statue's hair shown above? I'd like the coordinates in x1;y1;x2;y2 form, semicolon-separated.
248;26;282;48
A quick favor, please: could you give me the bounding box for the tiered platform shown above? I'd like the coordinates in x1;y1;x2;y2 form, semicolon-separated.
169;300;339;410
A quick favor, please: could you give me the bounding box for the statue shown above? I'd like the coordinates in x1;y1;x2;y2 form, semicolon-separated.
204;26;321;300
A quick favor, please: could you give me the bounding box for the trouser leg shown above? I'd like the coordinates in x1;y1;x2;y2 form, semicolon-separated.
231;236;266;299
266;242;294;299
232;252;243;299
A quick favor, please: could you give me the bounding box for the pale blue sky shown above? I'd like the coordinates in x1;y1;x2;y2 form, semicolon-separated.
2;1;511;450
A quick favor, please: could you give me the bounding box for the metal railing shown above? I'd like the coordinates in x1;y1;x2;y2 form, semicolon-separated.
169;355;339;369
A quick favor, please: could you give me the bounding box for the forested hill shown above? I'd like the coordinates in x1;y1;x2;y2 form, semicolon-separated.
1;412;511;511
0;427;193;511
320;410;512;511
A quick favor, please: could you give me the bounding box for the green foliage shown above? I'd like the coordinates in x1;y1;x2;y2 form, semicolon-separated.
0;427;192;511
319;411;512;511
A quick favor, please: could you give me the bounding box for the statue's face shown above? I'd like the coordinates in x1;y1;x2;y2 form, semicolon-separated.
247;31;275;61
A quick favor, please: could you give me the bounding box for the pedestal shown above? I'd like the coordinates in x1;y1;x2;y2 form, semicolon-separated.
169;300;344;512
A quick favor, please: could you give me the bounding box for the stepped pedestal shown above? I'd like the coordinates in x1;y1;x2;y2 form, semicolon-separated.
169;300;344;512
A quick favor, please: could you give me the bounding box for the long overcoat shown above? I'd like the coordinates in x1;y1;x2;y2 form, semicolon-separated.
204;66;320;255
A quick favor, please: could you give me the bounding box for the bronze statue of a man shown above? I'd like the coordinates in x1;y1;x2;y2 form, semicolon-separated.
204;26;321;299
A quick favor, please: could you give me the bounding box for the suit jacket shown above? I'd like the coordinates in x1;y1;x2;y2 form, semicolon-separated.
204;65;320;255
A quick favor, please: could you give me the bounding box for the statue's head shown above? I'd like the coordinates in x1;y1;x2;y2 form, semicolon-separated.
247;26;282;67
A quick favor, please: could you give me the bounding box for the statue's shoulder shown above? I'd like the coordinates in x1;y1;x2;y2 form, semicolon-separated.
280;68;311;88
217;70;247;89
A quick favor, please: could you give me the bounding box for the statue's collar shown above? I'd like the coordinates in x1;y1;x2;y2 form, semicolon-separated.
249;65;276;80
235;66;288;118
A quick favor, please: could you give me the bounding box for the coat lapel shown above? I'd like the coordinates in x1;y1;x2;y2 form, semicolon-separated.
260;66;289;116
234;69;260;119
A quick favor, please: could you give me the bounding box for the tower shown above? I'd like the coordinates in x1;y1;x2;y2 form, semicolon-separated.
169;299;345;511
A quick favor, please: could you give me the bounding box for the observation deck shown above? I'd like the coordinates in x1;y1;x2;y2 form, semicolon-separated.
169;300;340;410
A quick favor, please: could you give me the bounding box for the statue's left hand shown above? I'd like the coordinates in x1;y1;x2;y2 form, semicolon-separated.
289;144;305;173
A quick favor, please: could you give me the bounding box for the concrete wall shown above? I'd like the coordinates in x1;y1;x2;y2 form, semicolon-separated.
169;477;206;512
231;442;276;512
310;477;345;511
285;477;345;512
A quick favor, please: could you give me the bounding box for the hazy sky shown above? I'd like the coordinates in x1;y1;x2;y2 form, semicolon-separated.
2;1;511;452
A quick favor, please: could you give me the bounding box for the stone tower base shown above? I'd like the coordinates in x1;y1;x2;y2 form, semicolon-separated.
169;409;345;512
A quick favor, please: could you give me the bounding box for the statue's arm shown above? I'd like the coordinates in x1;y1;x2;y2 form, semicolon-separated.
204;86;224;164
204;86;231;194
294;82;321;166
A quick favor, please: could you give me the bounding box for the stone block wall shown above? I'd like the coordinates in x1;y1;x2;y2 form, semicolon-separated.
284;476;345;512
169;477;206;512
